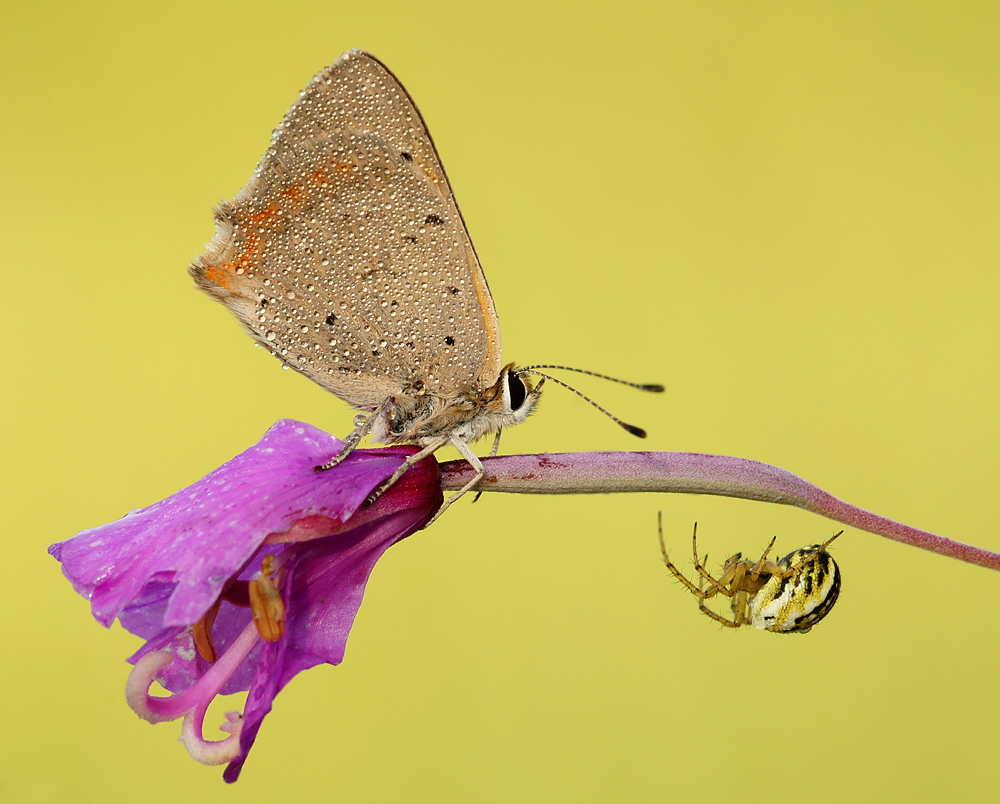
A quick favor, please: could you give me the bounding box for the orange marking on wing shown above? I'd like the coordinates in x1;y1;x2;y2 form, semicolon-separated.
201;206;274;289
204;265;232;290
280;183;307;206
251;201;280;227
419;164;442;185
233;228;262;274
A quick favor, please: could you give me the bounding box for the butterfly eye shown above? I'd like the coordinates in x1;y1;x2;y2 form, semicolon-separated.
506;372;527;412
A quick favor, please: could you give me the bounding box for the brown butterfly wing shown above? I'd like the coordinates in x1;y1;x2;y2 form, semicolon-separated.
190;50;502;411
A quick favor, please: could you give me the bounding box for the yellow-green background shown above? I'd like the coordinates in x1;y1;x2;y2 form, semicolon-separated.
4;1;998;801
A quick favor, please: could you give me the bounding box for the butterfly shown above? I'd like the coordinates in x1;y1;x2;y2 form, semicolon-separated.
190;50;659;521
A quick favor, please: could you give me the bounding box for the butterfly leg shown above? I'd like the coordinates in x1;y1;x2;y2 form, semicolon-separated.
472;431;502;503
363;434;449;509
314;403;388;472
423;436;486;525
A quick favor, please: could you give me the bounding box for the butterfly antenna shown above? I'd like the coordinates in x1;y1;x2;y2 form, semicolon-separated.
519;364;664;393
517;366;663;438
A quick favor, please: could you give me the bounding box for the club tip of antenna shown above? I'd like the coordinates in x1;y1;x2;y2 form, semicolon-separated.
621;422;648;438
642;384;665;393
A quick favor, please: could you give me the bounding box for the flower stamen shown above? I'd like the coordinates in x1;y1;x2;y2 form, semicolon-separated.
193;596;222;662
248;554;285;642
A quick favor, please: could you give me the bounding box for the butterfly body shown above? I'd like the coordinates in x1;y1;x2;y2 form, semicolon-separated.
368;364;539;446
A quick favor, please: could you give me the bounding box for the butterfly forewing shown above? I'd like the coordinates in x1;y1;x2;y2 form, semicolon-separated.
191;50;502;412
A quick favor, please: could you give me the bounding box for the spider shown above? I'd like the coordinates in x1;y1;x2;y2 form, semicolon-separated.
657;513;842;633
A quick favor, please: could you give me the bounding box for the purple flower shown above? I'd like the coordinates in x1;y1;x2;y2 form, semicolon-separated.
49;419;442;783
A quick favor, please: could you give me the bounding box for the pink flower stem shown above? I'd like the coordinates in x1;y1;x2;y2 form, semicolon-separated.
438;451;1000;572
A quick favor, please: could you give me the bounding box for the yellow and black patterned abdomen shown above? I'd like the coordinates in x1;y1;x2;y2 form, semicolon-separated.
749;546;841;633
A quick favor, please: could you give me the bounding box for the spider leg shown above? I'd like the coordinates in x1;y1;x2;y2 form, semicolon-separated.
658;515;714;599
688;523;730;600
698;599;741;628
690;524;709;577
749;536;778;583
796;530;842;564
688;526;739;599
659;519;767;629
775;530;844;579
693;558;715;586
693;565;734;626
730;589;749;627
698;556;742;601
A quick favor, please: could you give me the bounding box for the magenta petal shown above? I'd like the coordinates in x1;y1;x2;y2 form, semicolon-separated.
223;637;283;784
50;420;409;629
280;508;432;676
222;467;442;782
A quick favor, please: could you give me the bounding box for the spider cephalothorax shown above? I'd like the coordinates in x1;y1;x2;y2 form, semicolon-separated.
657;515;842;633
